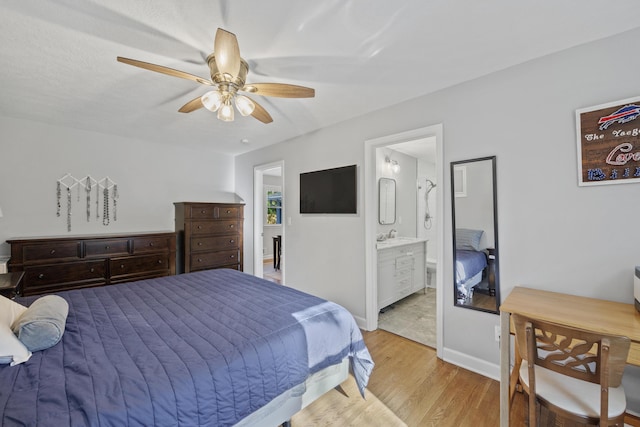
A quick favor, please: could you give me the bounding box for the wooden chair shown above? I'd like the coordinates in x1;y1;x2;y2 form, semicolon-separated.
512;314;630;427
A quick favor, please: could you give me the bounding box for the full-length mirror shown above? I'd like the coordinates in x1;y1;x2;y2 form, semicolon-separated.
451;156;500;313
378;177;396;224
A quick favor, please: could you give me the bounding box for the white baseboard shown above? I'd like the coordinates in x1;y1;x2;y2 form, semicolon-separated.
442;347;500;381
353;315;367;330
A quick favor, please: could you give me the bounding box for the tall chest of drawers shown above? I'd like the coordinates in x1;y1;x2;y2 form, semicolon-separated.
174;202;244;274
7;232;176;296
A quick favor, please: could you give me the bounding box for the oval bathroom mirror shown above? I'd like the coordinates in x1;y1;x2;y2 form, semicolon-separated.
451;156;500;314
378;178;396;225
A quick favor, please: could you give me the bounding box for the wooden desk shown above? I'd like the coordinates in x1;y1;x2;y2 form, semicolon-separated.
499;286;640;427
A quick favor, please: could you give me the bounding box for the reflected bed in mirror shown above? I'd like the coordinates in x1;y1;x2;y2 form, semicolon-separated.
451;156;500;314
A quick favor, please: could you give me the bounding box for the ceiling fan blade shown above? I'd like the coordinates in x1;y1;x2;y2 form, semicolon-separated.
249;97;273;124
242;83;315;98
214;28;241;80
178;96;204;113
117;57;213;86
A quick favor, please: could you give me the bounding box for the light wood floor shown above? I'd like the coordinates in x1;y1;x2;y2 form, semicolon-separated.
292;329;640;427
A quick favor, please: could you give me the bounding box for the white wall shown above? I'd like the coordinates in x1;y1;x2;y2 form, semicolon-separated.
0;116;235;256
235;26;640;382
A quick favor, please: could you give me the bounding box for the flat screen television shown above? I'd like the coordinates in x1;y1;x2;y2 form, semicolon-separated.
300;165;357;214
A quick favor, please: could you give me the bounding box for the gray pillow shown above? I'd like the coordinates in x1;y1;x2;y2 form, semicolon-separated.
11;295;68;352
456;228;484;251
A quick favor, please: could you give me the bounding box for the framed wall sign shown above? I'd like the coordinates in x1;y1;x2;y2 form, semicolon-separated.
576;96;640;186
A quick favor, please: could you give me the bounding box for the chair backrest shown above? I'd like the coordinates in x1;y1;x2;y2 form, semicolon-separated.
512;314;630;388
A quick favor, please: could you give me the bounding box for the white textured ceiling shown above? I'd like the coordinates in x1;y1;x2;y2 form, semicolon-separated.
2;1;640;155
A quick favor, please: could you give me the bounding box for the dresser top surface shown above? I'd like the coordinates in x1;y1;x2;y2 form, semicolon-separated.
7;231;176;243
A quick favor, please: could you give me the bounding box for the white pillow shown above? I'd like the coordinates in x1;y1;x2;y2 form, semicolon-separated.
0;295;32;366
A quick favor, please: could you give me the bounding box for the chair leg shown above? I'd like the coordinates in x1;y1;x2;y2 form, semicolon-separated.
528;393;537;426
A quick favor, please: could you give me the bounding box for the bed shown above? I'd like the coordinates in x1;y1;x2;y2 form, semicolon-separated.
454;228;488;301
455;249;488;299
0;269;373;427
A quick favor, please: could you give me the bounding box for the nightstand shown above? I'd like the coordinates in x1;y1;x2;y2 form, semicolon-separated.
0;272;24;299
486;248;496;296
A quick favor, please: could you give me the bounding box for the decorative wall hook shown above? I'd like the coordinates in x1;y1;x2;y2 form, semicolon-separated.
56;174;119;231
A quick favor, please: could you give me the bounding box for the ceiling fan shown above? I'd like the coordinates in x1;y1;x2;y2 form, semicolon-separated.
117;28;315;124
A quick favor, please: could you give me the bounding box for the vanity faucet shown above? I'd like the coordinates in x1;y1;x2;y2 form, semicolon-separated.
388;229;397;238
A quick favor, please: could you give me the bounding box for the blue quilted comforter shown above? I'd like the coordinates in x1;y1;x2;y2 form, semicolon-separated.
455;249;487;285
0;269;373;426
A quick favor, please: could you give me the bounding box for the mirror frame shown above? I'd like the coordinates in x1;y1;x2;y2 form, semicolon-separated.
450;156;500;314
378;177;396;225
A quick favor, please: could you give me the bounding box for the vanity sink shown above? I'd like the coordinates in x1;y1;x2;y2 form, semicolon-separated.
376;236;427;249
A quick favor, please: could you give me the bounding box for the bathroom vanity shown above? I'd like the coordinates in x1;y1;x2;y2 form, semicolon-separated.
377;237;427;310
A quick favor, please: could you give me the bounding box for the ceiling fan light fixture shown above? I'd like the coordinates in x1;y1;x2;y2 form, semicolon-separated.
201;90;222;112
218;100;234;121
235;95;255;116
117;28;313;125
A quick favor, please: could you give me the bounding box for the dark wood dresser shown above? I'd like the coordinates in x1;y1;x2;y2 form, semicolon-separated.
174;202;244;274
7;232;176;296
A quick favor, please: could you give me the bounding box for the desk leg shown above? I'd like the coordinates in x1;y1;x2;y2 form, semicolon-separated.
509;343;522;403
500;311;511;427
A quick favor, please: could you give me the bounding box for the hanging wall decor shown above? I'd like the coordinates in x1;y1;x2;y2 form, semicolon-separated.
55;174;119;231
576;95;640;186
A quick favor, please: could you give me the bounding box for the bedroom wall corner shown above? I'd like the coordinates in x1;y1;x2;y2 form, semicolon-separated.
0;115;235;256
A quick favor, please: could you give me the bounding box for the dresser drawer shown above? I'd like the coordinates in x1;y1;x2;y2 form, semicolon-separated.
395;256;415;269
216;206;241;219
85;239;130;257
190;250;239;270
23;261;106;291
110;254;170;277
187;204;217;219
22;241;81;263
190;220;240;235
186;204;241;219
190;235;240;252
133;236;172;253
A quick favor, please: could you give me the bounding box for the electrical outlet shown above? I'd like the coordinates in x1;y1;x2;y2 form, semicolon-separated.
494;325;500;342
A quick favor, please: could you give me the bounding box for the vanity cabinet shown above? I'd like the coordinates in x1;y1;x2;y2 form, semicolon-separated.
377;241;426;310
7;232;176;296
174;202;244;274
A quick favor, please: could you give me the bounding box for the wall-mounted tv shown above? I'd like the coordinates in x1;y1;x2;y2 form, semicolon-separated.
300;165;357;214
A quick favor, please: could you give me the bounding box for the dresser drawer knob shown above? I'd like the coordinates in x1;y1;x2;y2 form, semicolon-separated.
197;258;202;262
38;273;45;279
149;242;154;247
120;264;125;269
106;246;111;250
197;225;202;229
226;210;231;214
229;224;234;228
230;255;235;259
50;249;56;255
229;239;234;243
198;242;203;246
201;210;206;214
157;260;163;264
90;268;95;273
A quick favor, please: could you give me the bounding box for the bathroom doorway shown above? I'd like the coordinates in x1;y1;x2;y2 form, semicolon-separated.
364;124;444;357
253;161;284;284
376;139;438;347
